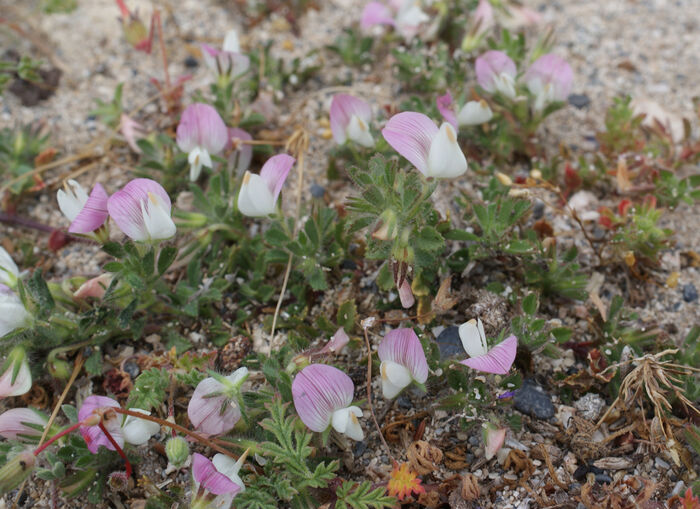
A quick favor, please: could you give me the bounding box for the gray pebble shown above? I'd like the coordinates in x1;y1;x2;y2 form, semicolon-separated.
514;380;555;420
682;283;698;302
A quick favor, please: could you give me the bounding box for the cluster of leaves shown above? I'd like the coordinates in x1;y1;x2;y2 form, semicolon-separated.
0;123;50;196
0;55;44;97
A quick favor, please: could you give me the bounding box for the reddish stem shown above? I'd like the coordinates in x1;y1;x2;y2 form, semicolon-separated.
33;421;83;456
98;421;132;478
154;11;170;91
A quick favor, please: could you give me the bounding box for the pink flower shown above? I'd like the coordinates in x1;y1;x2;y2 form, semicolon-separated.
398;279;415;308
436;92;458;129
319;328;350;355
523;54;573;111
330;94;375;148
107;178;176;241
292;364;363;441
382;112;467;178
475;50;517;99
458;319;517;374
226;127;253;175
57;180;109;235
437;92;493;128
377;328;428;399
461;0;494;52
187;367;248;436
361;0;429;40
483;423;506;461
361;2;395;29
200;29;250;80
78;396;159;453
73;273;113;300
0;408;48;442
192;453;241;506
176;104;229;181
237;154;295;217
0;347;31;398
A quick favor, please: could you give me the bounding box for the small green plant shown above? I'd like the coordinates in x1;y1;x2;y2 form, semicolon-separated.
0;123;50;196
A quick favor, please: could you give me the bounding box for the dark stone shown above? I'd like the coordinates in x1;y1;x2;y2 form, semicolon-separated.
595;474;613;484
533;200;545;220
396;395;412;410
513;380;555;419
340;259;358;270
436;326;464;360
353;440;367;456
310;183;326;198
123;361;140;379
573;465;588;481
682;283;698;302
568;93;591;109
468;435;479;446
184;55;199;68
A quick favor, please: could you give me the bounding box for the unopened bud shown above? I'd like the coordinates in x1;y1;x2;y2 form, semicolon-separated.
123;18;149;50
0;450;35;494
495;172;513;186
48;358;72;382
81;414;101;427
108;471;130;492
529;169;542;180
165;437;189;468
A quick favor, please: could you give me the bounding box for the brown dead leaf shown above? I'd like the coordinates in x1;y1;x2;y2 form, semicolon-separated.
504;449;534;479
432;276;458;314
417;490;441;508
460;473;480;501
406;441;443;475
444;446;469;470
532;218;554;240
616;157;632;193
592;457;634;470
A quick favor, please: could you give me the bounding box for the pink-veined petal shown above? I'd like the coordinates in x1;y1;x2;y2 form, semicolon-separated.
460;335;517;375
436;92;458;129
524;54;573;101
382;112;438;176
193;453;240;496
377;328;429;384
398;279;415;308
329;94;373;145
68;183;109;234
0;408;47;441
176;103;228;155
73;273;113;300
200;43;219;72
226;128;253;174
292;364;354;433
107;179;171;241
259;154;295;202
361;1;395;29
475;50;516;93
78;395;123;453
319;327;350;355
483;424;506;460
187;377;241;436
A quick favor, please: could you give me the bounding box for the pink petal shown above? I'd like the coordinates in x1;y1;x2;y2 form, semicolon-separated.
68;183;109;234
0;408;47;441
319;327;350;355
473;0;494;35
361;1;395;29
524;54;573;100
329;94;373;144
436;92;458;129
483;424;506;460
259;154;295;202
107;178;171;241
398;279;415;308
226;128;253;174
292;364;354;432
460;335;517;375
199;43;220;72
78;395;122;453
187;377;240;436
120;113;145;153
193;453;240;496
176;103;228;155
377;328;428;384
73;273;113;299
475;50;516;92
381;112;438;176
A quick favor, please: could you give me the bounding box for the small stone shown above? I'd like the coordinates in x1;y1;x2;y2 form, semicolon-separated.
533;200;545;220
682;283;698;302
671;481;686;497
122;361;140;379
436;326;464;360
574;393;606;420
513;380;555;420
595;473;613;484
568;93;591;109
654;457;670;470
353;441;367;457
184;55;199;68
340;259;357;270
396;395;412;409
310;183;326;198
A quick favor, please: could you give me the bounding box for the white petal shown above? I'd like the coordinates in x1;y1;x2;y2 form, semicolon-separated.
57;180;89;222
533;82;555;112
457;100;493;126
459;319;488;357
223;29;241;53
213;453;246;491
380;360;412;397
346;115;375;148
427;123;467;178
494;72;516;99
225;367;249;385
331;406;364;441
142;193;176;240
188;147;213;181
0;248;19;287
237;172;276;217
122;409;160;445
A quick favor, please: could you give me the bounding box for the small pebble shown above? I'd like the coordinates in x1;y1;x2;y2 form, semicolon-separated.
682;283;698;302
184;55;199;68
574;393;606;420
436;326;464;360
310;183;326;198
353;441;367;456
654;457;670;470
513;380;555;420
568;93;591;109
595;474;613;484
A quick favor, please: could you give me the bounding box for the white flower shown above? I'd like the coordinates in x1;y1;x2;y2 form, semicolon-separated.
0;248;19;288
458;100;494;126
57;180;89;223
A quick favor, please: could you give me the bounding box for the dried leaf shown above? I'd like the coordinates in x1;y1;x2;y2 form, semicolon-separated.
407;440;443;475
432;276;458;314
460;473;480;501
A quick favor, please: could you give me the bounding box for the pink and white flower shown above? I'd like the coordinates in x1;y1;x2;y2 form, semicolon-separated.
107;178;176;242
120;113;146;153
212;451;248;493
378;328;429;399
187;367;248;436
523;54;573;111
192;453;241;507
176;103;229;181
0;408;48;442
361;0;430;40
73;273;113;300
475;50;517;99
319;328;350;355
436;92;493;128
57;180;109;235
330;94;375;148
0;247;19;288
382;112;467;178
0;347;32;398
201;29;250;80
0;287;31;339
458;318;517;374
78;395;160;454
483;423;506;461
461;0;494;52
226;127;253;175
292;364;363;441
237;154;295;217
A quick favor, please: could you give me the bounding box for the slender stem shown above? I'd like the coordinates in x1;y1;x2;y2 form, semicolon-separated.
362;327;395;465
111;408;240;459
154;10;170;91
238;139;286;146
38;352;84;447
98;421;132;478
270;253;293;341
33;421;83;456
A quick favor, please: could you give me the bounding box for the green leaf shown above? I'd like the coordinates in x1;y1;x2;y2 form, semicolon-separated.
26;269;55;317
84;350;102;376
337;300;357;333
128;368;170;411
118;298;138;329
444;229;479;241
157;246;178;275
522;293;538;316
551;327;573;343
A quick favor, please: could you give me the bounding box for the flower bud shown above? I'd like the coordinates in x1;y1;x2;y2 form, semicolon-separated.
0;346;32;398
495;172;513;186
0;450;35;495
165;437;189;468
108;471;130;492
